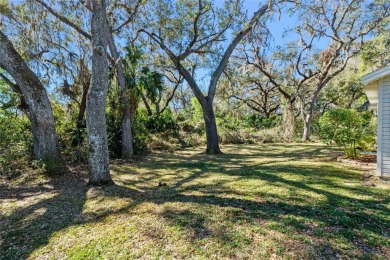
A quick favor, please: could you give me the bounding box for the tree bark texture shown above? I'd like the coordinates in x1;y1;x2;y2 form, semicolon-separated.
0;30;60;161
281;97;296;142
86;0;113;185
201;100;221;154
301;87;321;141
302;113;312;142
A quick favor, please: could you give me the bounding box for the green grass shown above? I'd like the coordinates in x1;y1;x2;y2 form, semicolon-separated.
1;143;389;259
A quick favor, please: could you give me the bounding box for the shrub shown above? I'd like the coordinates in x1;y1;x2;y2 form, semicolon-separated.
245;114;281;129
133;108;180;154
31;155;65;175
218;128;245;144
258;127;283;143
0;113;32;176
177;130;204;148
106;113;123;158
319;108;375;158
0;142;30;177
51;99;88;163
146;109;178;134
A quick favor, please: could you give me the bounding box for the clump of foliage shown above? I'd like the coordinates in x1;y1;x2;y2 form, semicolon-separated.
51;99;88;163
319;108;375;158
0;84;32;176
174;99;206;147
0;112;32;176
256;127;283;143
31;155;65;175
133;108;179;153
216;110;247;144
244;114;280;129
144;109;178;135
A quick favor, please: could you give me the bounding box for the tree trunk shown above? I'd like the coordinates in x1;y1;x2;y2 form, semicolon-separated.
201;100;221;154
302;88;320;142
86;0;113;185
121;98;133;158
0;30;60;161
264;111;270;119
106;26;133;159
281;97;296;142
302;113;312;141
77;81;88;128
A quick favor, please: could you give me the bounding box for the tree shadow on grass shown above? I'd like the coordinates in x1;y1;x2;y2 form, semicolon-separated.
0;173;88;259
104;145;389;256
1;144;389;258
160;209;212;240
110;145;388;248
89;179;389;257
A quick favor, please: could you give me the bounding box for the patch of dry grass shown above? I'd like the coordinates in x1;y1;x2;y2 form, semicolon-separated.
1;143;389;259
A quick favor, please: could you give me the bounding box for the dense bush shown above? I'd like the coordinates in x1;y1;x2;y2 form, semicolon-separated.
0;112;32;176
245;114;281;129
257;127;283;143
51;100;88;163
106;113;123;158
319;108;375;158
143;109;178;134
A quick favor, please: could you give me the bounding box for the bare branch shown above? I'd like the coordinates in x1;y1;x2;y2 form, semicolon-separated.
113;0;143;33
34;0;91;40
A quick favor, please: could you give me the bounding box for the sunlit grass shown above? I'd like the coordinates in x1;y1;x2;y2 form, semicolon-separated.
1;143;389;259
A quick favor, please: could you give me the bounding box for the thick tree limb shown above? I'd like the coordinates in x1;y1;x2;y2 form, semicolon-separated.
208;3;270;101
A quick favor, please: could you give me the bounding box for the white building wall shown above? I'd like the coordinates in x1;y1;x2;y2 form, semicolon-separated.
379;77;390;177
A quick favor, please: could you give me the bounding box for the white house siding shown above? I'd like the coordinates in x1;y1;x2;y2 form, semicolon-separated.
380;77;390;176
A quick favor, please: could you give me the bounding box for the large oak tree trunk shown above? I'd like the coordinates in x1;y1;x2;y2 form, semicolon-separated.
302;113;312;141
281;97;296;141
0;30;60;161
86;0;113;185
201;100;221;154
302;90;320;142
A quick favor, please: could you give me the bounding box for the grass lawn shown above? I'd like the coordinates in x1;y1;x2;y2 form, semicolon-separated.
1;143;389;259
